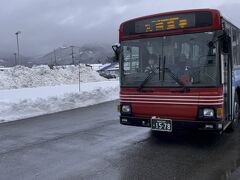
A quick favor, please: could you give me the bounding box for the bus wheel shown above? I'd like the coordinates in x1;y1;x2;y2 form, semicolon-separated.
227;96;240;132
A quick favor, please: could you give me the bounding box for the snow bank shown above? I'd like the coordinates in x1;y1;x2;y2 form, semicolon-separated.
0;65;105;90
0;81;119;123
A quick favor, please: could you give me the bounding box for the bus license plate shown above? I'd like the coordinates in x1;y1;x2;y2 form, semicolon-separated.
151;118;172;132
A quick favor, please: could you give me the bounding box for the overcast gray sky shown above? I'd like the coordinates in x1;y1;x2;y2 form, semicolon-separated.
1;0;240;56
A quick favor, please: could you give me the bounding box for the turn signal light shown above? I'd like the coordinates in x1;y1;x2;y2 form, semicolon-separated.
216;107;223;119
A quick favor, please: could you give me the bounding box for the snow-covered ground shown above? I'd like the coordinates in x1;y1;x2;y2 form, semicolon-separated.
0;65;120;123
0;65;105;90
0;81;119;123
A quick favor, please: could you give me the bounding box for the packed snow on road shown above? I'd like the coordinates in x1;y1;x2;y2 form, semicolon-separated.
0;65;119;123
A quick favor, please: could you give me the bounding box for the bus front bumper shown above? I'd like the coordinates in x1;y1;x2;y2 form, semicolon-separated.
120;115;224;132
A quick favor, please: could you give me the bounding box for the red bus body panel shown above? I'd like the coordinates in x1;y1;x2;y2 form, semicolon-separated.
120;87;223;121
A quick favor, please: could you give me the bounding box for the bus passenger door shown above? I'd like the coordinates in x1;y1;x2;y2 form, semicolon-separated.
221;53;232;121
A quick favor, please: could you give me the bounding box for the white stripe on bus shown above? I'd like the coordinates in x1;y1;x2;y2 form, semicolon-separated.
120;97;223;102
120;100;223;105
120;94;223;99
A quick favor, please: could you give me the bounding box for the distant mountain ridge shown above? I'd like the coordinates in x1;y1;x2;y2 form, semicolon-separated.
0;44;114;67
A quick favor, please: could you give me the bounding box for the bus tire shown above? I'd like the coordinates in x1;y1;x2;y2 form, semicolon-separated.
227;95;240;132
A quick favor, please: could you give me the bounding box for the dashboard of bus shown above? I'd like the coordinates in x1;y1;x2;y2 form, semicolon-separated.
120;31;221;88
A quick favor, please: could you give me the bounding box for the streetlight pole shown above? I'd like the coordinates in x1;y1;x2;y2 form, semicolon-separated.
15;31;21;65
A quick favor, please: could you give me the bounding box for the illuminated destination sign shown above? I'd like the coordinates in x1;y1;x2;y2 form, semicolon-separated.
123;12;213;35
135;14;195;33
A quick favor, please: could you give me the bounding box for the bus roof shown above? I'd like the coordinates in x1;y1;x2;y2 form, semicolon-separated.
121;9;221;25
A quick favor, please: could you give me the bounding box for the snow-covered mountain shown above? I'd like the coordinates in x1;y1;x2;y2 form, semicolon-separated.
31;45;114;66
0;45;114;67
0;51;30;67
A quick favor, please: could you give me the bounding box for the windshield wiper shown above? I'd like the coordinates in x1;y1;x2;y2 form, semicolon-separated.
162;56;189;92
138;60;189;92
164;68;184;86
161;56;182;86
137;69;157;92
138;55;161;92
137;67;187;92
164;68;190;92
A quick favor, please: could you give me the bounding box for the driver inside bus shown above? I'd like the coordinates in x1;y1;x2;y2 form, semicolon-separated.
145;54;158;74
174;53;192;84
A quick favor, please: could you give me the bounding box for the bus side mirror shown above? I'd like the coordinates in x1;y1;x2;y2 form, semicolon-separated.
112;43;120;62
221;33;231;54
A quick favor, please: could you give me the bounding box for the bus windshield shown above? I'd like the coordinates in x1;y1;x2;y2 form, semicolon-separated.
121;31;220;88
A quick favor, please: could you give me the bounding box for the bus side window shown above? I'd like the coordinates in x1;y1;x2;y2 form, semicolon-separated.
232;29;238;65
238;31;240;65
123;46;140;74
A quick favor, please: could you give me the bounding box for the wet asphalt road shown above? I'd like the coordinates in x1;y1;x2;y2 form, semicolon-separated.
0;100;240;180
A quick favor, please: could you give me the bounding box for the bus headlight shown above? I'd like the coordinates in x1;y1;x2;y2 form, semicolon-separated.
203;108;214;117
121;104;131;113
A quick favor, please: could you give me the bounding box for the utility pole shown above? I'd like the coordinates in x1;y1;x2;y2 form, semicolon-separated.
79;62;81;92
54;49;57;66
70;46;75;65
15;31;21;65
50;53;53;66
13;53;17;66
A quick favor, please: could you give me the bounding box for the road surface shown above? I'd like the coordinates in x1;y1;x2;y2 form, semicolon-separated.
0;100;239;180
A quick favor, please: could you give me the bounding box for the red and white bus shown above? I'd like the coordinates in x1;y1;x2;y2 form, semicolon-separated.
113;9;240;133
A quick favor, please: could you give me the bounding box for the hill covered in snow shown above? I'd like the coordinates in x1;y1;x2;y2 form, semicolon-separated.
33;45;114;66
0;44;114;67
